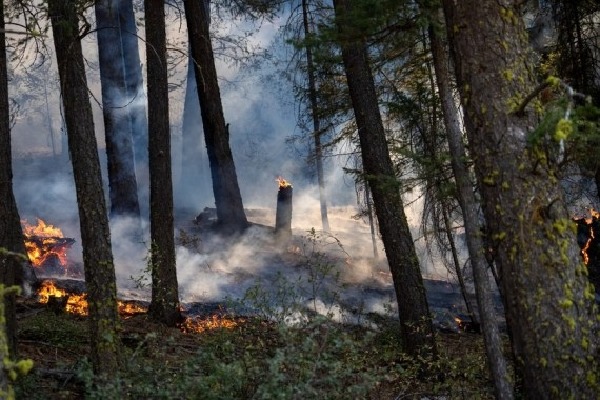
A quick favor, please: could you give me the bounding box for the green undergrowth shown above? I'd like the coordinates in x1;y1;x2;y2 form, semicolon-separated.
15;307;495;399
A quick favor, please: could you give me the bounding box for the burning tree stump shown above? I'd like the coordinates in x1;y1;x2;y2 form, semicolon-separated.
275;177;293;242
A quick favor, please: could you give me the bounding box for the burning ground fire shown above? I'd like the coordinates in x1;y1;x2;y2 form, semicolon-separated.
36;281;243;333
25;219;242;333
37;280;147;317
178;314;245;334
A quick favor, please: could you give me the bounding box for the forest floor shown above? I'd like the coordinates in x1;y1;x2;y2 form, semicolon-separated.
13;207;503;398
15;300;498;399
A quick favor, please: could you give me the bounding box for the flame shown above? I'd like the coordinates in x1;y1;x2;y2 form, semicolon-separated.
37;280;88;316
179;315;244;334
576;208;598;265
276;176;292;189
22;218;71;268
118;301;148;316
37;280;147;317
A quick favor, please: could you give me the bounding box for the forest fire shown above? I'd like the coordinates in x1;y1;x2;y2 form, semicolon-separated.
22;218;74;269
179;314;245;334
36;280;148;317
37;280;87;315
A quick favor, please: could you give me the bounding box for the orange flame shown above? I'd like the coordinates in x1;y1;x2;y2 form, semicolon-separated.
37;280;148;317
276;176;292;189
179;315;244;334
22;219;70;267
37;280;88;315
118;301;148;316
577;208;598;265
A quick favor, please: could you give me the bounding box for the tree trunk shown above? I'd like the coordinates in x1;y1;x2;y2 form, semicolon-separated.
0;0;36;357
428;15;513;399
176;43;212;214
302;0;329;232
119;0;148;173
49;0;120;376
145;0;182;327
183;0;248;234
95;0;142;220
333;0;436;356
443;1;599;397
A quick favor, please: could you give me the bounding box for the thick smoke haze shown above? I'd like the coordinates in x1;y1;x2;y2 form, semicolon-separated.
8;4;463;323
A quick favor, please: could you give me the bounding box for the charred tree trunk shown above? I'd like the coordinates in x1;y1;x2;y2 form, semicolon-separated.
95;0;141;220
145;0;182;327
0;0;36;357
333;0;436;356
302;0;329;232
177;44;212;213
183;0;248;234
49;0;120;375
119;0;148;173
275;183;293;241
443;0;599;397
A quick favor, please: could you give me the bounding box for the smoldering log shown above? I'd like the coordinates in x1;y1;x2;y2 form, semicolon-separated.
275;184;293;240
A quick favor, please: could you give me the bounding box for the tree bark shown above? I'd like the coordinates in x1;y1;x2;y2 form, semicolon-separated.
302;0;329;232
333;0;436;356
119;0;148;172
177;44;212;214
145;0;182;327
95;0;142;220
0;0;36;358
183;0;248;234
443;0;599;397
49;0;120;376
428;13;513;400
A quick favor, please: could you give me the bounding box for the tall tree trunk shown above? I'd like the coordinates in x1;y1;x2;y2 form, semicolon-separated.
145;0;182;327
420;38;477;326
443;1;599;397
183;0;248;234
49;0;120;376
119;0;148;172
0;0;35;358
177;43;212;214
333;0;436;356
428;16;513;400
302;0;329;232
95;0;141;220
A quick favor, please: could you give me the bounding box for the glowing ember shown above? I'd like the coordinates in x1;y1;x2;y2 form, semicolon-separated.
37;280;88;316
179;315;244;334
22;218;73;268
276;176;292;189
575;209;599;265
